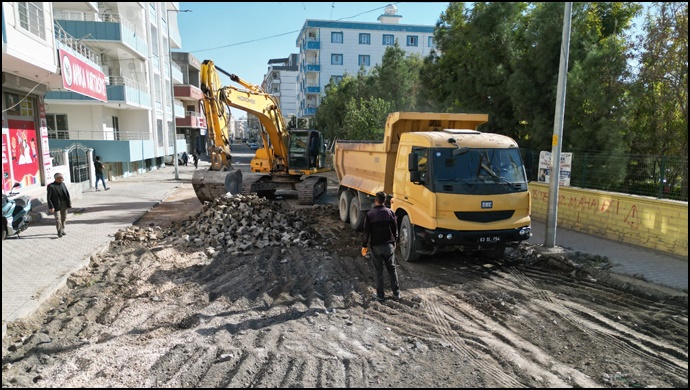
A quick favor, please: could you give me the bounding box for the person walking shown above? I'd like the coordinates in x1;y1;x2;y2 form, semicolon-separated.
192;151;199;169
362;191;400;302
47;172;72;238
182;151;189;166
94;156;109;191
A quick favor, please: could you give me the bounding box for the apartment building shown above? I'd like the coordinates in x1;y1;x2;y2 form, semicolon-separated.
294;4;435;119
2;2;197;196
261;54;298;123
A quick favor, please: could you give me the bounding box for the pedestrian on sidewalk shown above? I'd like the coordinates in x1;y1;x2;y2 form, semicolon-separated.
192;151;199;169
47;172;72;238
362;191;400;302
182;151;189;166
94;156;109;191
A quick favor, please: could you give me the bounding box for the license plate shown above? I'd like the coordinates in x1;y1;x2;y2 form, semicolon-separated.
478;236;501;243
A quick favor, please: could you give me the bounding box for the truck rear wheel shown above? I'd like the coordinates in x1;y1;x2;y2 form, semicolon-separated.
399;215;421;262
339;190;353;223
349;196;365;231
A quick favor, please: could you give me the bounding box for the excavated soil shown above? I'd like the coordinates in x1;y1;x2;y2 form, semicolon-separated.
2;184;688;388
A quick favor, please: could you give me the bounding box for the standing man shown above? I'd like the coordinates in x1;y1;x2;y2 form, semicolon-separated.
362;191;400;302
94;156;109;191
47;172;72;238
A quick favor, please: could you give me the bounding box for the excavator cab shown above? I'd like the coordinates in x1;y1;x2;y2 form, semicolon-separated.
288;129;324;171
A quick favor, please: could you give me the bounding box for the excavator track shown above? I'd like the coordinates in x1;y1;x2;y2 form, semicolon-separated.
296;176;328;205
192;169;243;204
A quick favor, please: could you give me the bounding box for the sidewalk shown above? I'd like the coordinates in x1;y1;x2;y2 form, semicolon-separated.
3;164;687;339
2;162;200;338
528;220;687;292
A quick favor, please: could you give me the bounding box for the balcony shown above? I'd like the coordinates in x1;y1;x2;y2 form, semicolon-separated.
304;107;317;116
55;13;149;60
171;61;184;84
45;75;151;108
176;111;206;128
305;63;321;72
173;85;203;100
306;40;320;50
305;84;320;93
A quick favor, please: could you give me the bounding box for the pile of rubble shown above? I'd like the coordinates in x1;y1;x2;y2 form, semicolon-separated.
161;194;335;256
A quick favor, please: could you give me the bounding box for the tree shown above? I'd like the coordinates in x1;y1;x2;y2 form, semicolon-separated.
628;2;688;199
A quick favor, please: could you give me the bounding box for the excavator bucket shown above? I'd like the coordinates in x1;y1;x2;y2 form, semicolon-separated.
192;169;243;204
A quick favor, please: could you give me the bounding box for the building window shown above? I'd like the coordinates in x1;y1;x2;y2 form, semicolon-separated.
330;75;343;84
17;2;46;40
157;119;164;148
359;33;371;45
167;121;173;147
382;34;394;46
407;35;418;47
358;55;370;67
331;54;343;65
331;31;343;44
46;114;69;140
428;36;434;48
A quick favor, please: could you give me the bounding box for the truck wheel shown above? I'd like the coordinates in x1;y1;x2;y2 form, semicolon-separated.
349;196;365;231
339;190;353;223
399;215;421;262
485;242;506;259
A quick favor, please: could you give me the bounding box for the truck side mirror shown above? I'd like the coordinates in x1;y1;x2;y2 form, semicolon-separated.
408;153;418;171
410;171;421;184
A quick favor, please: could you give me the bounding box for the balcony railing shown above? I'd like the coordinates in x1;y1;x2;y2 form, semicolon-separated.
50;130;153;141
54;21;102;65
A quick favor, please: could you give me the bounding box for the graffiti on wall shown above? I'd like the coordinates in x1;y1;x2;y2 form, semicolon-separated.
531;188;640;230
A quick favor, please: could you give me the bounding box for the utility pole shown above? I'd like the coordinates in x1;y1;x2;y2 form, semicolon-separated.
545;2;572;247
167;8;191;180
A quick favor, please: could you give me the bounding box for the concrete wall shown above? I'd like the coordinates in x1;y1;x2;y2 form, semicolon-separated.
529;183;688;257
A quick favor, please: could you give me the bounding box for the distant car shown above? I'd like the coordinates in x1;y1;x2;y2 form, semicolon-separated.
165;152;184;165
249;143;260;150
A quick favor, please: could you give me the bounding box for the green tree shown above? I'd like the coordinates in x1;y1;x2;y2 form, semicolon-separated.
342;97;393;140
370;43;423;111
628;2;688;199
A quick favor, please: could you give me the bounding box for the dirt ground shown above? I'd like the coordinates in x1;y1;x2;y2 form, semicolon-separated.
2;183;688;388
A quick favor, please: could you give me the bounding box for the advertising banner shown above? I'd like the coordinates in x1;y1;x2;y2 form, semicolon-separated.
7;119;40;188
59;48;108;102
538;151;573;186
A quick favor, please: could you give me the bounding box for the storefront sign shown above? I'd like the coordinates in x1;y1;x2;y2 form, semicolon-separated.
59;48;108;102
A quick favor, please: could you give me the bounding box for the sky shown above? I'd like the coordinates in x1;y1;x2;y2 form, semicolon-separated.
176;2;450;117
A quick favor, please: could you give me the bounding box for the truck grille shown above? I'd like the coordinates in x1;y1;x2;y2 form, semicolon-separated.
454;210;515;223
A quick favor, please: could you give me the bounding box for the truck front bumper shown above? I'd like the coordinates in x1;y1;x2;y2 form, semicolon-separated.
417;226;532;247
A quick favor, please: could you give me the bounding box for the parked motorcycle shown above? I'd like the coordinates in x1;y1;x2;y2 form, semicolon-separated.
2;183;33;240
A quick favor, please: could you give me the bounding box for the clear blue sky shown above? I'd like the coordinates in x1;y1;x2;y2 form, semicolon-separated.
176;2;450;118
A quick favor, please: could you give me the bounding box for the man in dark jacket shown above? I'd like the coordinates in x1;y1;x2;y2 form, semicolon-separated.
47;172;72;238
362;191;400;302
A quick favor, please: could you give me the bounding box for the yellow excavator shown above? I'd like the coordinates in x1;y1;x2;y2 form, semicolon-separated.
191;59;333;204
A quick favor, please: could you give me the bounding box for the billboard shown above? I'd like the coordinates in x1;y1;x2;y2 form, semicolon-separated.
538;151;573;186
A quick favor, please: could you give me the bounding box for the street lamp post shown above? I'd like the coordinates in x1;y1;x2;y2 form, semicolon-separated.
167;9;191;180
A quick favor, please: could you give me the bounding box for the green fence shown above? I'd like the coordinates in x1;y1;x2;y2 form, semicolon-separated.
521;149;688;202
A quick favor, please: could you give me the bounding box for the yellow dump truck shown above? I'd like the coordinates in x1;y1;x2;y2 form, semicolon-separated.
335;112;531;262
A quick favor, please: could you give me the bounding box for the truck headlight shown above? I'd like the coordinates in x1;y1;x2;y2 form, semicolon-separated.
446;233;453;240
519;227;531;236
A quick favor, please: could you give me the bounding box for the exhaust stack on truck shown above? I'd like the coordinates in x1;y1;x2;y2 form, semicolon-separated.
335;112;532;262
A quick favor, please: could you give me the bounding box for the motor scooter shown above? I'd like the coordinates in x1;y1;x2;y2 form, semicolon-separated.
2;183;33;240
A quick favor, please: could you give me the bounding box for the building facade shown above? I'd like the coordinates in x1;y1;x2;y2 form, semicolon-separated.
2;2;193;196
261;54;298;123
293;4;435;119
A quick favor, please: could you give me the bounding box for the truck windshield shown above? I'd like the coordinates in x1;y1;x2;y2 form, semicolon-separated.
430;148;527;195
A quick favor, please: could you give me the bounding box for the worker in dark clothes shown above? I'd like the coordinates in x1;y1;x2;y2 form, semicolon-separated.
362;191;400;302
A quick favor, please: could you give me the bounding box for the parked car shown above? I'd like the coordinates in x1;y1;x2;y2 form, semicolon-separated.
165;152;184;165
249;143;260;150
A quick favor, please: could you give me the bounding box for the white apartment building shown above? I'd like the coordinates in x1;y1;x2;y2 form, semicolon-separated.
2;2;197;196
294;4;435;118
261;54;298;123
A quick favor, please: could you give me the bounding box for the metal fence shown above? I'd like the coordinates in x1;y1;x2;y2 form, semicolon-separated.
521;149;688;202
